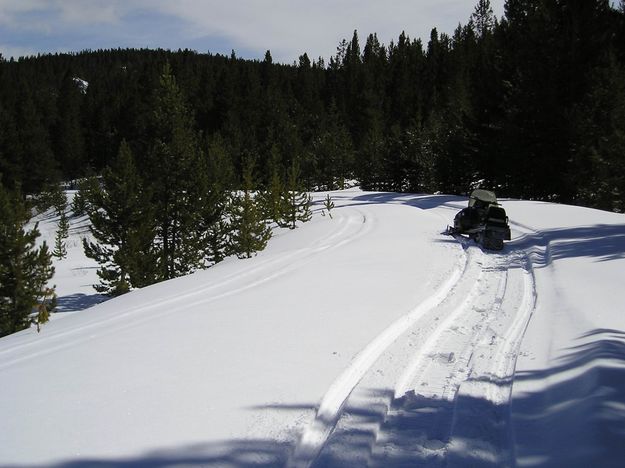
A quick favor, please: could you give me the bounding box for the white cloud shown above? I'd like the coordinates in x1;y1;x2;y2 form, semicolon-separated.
147;0;507;62
0;0;125;26
0;43;38;60
0;0;506;62
0;0;42;28
55;1;122;24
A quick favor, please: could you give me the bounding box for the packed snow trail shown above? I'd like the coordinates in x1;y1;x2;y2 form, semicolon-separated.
290;226;540;467
288;247;469;467
2;189;624;467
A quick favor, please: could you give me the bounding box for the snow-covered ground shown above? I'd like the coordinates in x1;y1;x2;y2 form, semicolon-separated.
1;189;624;467
25;191;107;315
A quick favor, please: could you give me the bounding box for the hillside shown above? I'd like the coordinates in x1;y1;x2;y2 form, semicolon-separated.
1;189;624;467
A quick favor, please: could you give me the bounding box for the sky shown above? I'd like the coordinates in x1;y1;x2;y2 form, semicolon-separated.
0;1;506;64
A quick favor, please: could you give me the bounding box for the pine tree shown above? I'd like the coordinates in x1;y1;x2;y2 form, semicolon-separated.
52;208;69;259
71;187;87;216
260;144;286;224
358;119;386;191
34;183;66;215
282;159;312;229
0;105;20;189
204;214;232;265
470;0;496;38
53;71;86;180
0;182;56;337
83;140;157;295
13;90;60;194
145;63;206;279
323;193;335;219
73;176;100;217
199;135;235;265
313;103;354;190
570;56;625;212
229;155;272;258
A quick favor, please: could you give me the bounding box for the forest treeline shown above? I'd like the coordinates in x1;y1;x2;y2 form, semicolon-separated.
1;0;625;210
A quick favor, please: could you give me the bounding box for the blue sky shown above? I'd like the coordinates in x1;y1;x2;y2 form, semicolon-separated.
0;1;506;63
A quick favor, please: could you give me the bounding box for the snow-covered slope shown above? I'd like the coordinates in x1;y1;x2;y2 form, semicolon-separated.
1;189;624;467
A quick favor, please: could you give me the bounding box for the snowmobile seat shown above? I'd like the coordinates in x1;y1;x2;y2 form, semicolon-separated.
484;205;511;241
486;206;508;227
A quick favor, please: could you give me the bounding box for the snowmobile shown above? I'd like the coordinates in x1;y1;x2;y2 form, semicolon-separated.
445;189;511;251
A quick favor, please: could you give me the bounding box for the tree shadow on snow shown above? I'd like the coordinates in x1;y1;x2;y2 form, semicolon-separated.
350;191;467;212
312;331;625;467
30;390;500;468
25;333;625;468
55;293;107;313
509;224;625;266
20;390;505;468
511;329;625;468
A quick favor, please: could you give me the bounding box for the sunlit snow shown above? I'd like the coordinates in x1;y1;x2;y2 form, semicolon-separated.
1;189;624;467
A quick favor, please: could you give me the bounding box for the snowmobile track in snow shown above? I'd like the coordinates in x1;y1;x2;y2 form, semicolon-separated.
290;227;540;467
371;248;538;467
288;241;472;467
0;207;374;372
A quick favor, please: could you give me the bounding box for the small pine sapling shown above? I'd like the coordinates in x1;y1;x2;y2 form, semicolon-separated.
53;209;69;259
282;159;312;229
261;145;286;225
324;193;335;219
71;191;86;216
228;157;272;258
52;188;67;217
74;176;100;216
204;205;231;265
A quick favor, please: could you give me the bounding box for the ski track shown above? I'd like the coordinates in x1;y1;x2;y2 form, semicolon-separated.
287;239;471;468
291;203;543;468
0;206;373;371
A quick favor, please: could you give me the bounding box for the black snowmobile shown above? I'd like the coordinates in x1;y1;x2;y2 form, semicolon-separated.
445;189;511;251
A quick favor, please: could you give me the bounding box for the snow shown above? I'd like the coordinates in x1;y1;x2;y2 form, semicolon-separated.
30;191;106;315
1;189;624;467
72;77;89;94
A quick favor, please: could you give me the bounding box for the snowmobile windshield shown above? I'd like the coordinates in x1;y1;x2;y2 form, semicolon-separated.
468;189;498;208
